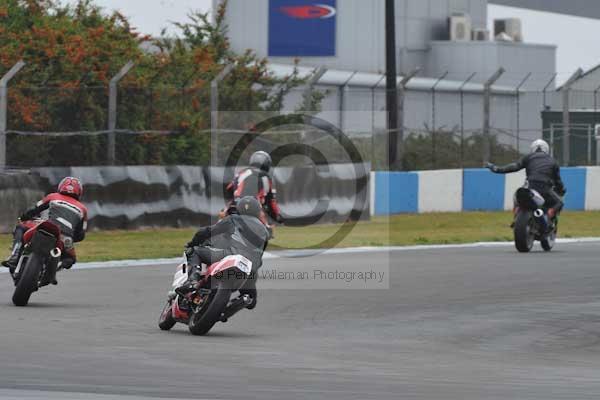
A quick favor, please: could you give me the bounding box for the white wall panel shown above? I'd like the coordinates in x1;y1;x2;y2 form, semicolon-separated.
418;169;463;212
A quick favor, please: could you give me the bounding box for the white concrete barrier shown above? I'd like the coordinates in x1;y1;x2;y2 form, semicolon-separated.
585;167;600;210
418;169;462;212
503;169;526;210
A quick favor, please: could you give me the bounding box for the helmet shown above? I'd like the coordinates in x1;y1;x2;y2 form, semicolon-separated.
58;177;83;199
530;139;550;155
236;196;262;219
249;151;272;173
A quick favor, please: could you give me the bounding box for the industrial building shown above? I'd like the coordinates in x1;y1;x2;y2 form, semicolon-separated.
215;0;594;160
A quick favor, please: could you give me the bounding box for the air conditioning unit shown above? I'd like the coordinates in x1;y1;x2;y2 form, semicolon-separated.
494;18;523;42
449;14;472;42
472;29;490;41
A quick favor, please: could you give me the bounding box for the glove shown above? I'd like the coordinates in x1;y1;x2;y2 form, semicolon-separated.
184;244;195;258
19;212;32;221
485;162;499;173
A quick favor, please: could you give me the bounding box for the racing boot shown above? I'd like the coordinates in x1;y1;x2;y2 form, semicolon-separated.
2;241;22;271
175;268;202;296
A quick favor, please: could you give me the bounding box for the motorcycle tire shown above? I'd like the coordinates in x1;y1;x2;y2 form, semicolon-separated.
188;281;231;336
514;211;534;253
541;223;558;252
12;253;43;307
158;300;177;331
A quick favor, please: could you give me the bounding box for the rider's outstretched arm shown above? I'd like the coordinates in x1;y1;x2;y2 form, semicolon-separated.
488;156;526;174
20;198;50;221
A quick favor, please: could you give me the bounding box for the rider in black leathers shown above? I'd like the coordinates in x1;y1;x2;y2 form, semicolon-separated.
487;139;566;218
178;196;270;309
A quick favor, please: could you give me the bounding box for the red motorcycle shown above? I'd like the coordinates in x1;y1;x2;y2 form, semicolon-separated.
10;219;66;306
158;252;254;335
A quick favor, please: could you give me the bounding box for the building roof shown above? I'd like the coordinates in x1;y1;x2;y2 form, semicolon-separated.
269;64;518;95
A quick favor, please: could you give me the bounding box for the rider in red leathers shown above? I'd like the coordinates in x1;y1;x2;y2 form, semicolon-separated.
225;151;283;226
2;177;88;283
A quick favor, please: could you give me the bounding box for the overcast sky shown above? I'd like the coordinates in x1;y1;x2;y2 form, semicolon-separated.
62;1;600;85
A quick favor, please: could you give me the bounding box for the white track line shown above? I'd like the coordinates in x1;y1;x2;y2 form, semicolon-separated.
2;238;599;273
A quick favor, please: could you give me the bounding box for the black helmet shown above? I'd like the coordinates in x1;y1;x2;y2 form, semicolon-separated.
249;151;272;173
237;196;262;219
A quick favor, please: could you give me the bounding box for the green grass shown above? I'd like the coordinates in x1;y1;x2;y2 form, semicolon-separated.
1;211;600;262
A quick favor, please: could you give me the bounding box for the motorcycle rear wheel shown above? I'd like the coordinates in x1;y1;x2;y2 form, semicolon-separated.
12;253;43;307
514;211;535;253
541;222;558;252
188;281;231;336
158;300;177;331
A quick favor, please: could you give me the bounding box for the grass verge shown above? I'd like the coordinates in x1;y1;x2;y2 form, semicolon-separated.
0;211;599;262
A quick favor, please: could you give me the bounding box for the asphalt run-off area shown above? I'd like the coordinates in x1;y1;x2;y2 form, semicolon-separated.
1;242;600;399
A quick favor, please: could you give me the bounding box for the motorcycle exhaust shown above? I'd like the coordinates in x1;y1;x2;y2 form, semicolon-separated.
533;209;548;232
50;247;62;258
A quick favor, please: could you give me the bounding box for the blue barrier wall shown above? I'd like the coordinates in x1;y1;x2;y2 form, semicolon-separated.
373;172;418;215
373;167;596;215
560;168;586;211
462;169;505;211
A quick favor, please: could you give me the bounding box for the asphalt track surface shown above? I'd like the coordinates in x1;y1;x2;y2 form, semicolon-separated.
1;243;600;399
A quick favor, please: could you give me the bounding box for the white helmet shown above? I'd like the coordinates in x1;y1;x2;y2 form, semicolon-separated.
530;139;550;155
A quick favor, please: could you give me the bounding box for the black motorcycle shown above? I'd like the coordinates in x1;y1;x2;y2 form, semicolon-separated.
513;187;558;253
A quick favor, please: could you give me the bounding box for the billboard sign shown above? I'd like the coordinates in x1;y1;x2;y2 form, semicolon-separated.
268;0;337;57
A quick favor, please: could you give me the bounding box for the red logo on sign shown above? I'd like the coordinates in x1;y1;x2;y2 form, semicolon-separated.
280;4;336;19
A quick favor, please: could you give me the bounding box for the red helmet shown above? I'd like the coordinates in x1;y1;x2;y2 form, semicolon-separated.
57;177;83;199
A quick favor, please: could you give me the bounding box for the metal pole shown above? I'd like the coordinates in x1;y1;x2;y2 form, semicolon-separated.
542;73;557;110
459;73;476;168
339;71;357;133
515;72;532;154
431;71;448;169
371;74;386;169
588;124;592;165
560;68;584;166
385;0;399;170
210;63;234;168
397;68;420;171
0;60;25;171
483;67;505;163
107;61;134;165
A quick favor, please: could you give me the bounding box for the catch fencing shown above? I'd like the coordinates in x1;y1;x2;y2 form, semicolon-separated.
1;61;599;170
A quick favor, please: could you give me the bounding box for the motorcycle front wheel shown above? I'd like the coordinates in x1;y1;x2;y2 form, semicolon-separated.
158;300;177;331
188;281;231;336
514;211;535;253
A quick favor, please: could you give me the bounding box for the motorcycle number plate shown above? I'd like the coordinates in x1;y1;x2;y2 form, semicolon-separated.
231;255;252;275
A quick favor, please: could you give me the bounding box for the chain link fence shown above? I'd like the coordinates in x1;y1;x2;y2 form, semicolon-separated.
2;67;599;169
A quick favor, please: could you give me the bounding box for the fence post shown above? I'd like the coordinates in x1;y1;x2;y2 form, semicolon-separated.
459;73;476;168
560;68;583;166
483;67;505;163
371;74;386;169
515;72;532;154
431;71;448;169
396;68;420;171
107;61;134;165
210;64;234;168
339;71;357;133
0;60;26;171
542;73;557;110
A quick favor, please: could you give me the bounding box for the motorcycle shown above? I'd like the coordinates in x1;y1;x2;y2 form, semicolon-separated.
158;251;255;335
10;219;66;306
512;187;558;253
